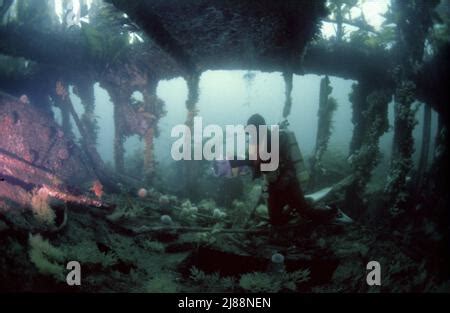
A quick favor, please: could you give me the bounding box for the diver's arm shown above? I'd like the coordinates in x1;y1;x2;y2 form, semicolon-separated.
229;159;253;168
212;144;254;178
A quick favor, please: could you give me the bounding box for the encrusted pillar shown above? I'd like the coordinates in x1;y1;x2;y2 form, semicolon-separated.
184;73;200;199
416;103;432;191
143;127;154;181
55;80;72;136
185;74;200;129
384;80;417;216
349;81;371;156
54;79;113;189
113;102;125;174
346;89;390;218
103;86;130;175
310;75;337;189
141;84;165;184
74;80;98;146
384;0;438;217
282;72;293;119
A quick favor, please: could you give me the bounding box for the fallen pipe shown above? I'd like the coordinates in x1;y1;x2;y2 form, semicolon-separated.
61;94;141;191
131;223;303;235
38;184;111;209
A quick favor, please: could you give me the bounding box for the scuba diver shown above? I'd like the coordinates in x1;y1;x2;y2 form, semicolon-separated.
213;113;352;226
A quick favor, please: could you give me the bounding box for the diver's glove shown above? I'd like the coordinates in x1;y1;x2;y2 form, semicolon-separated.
211;159;252;178
279;119;289;130
211;160;232;178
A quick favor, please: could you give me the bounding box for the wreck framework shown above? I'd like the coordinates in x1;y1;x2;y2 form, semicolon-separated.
0;0;448;226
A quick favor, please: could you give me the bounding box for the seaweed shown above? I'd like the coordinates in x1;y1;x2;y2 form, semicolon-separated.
28;234;65;281
239;269;310;293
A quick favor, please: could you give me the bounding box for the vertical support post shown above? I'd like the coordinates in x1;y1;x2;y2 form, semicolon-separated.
184;73;200;199
55;80;72;136
113;100;125;174
416;103;432;190
385;81;417;216
75;81;98;146
310;75;336;189
282;72;293;119
141;83;165;184
104;86;130;175
349;81;370;156
346;89;390;218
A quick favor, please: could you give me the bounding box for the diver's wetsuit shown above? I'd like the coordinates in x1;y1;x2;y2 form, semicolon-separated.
263;131;311;225
228;128;335;225
246;130;334;225
230;130;311;225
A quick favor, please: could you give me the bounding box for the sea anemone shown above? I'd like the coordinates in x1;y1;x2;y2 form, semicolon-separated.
160;215;173;225
271;253;285;264
270;253;285;273
159;195;170;206
19;94;30;104
213;208;226;219
138;188;148;198
30;188;55;225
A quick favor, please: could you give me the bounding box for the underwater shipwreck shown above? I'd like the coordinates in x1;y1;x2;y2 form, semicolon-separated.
0;0;449;293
